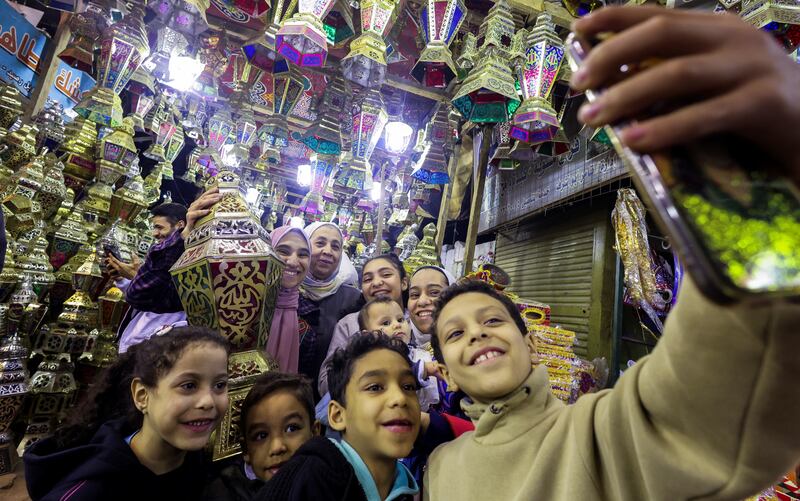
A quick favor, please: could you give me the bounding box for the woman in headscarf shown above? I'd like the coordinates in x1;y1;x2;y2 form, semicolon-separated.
297;222;362;395
266;225;312;373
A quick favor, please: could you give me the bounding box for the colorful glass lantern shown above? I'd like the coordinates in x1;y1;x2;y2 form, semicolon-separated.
165;123;186;163
150;0;210;36
222;53;260;93
411;103;451;184
243;0;298;70
96;117;138;185
131;93;156;132
60;117;98;192
75;5;151;127
412;0;467;88
226;106;258;167
58;7;107;73
451;0;519;123
340;0;398;87
300;153;336;216
257;116;290;164
510;14;565;144
350;89;388;190
110;174;148;222
198;109;235;174
143;114;178;162
248;60;307;119
302;73;345;155
275;0;336;66
324;6;356;48
170;169;282;460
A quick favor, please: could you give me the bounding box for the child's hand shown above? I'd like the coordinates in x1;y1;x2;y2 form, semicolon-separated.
424;361;443;381
572;7;800;182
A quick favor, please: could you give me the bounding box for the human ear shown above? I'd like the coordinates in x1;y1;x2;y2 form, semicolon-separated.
243;452;251;465
328;400;347;432
437;362;458;393
525;333;540;366
312;420;322;436
131;378;150;414
401;276;409;292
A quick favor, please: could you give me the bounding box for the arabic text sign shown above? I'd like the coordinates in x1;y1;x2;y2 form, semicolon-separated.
0;0;48;97
47;60;95;111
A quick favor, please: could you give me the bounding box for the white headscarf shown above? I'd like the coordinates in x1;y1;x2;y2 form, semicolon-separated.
301;222;358;301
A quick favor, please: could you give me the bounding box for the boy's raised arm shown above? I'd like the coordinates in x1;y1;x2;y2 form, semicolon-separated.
578;276;800;499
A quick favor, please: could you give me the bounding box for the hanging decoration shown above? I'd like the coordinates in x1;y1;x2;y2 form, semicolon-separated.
242;0;298;70
350;89;388;191
341;0;398;87
411;102;452;184
302;72;345;155
451;0;519;123
411;0;467;88
75;4;151;127
510;14;565;145
275;0;337;67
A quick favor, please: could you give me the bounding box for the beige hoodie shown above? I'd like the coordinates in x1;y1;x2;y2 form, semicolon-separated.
424;278;800;500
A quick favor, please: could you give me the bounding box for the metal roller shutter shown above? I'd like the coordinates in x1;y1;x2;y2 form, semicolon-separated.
495;207;614;359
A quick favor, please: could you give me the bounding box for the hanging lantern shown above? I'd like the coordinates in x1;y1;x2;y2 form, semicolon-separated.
110;174;148;222
302;73;345;155
165;123;186;163
151;0;210;36
510;14;565;144
96;117;138;186
489;121;517;170
350;89;388;191
58;6;109;73
221;53;260;93
60;117;98;192
75;4;151;127
325;4;356;48
451;0;519;123
257;116;290;164
411;0;467;88
142;25;190;82
130;94;156;132
226;106;258;167
243;0;298;70
340;0;398;87
170;170;282;460
275;0;336;66
300;154;336;216
411;103;451;184
248;60;307;119
143;114;178;162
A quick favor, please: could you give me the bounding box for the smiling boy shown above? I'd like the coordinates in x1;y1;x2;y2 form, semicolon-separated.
256;333;420;501
424;278;800;500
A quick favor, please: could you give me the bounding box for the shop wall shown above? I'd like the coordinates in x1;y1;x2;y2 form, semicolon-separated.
494;195;617;361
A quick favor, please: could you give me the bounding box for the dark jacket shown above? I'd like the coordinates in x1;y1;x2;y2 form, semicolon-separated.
298;286;363;397
255;436;366;501
24;418;208;501
203;461;264;501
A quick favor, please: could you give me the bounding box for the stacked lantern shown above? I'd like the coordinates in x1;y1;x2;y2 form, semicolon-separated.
75;4;151;127
350;89;388;191
300;153;336;217
243;0;297;69
170;170;283;460
275;0;336;67
341;0;398;87
451;0;519;123
197;110;235;179
510;14;565;145
412;0;467;88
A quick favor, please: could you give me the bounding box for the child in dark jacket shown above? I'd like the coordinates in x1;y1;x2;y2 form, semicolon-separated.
256;333;420;501
24;327;230;501
204;372;321;500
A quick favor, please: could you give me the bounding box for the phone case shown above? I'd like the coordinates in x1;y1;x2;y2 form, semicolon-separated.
565;33;800;303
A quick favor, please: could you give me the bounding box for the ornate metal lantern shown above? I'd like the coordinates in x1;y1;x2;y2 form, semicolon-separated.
75;4;151;127
341;0;398;87
143;113;178;162
411;102;452;184
275;0;336;66
170;170;282;460
350;89;388;190
242;0;297;69
302;73;345;155
510;14;565;144
411;0;467;88
451;0;519;123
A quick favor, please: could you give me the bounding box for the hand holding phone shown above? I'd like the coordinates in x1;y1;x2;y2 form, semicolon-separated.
567;8;800;302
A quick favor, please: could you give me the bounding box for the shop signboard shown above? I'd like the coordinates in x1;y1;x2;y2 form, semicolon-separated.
46;59;96;112
0;0;48;97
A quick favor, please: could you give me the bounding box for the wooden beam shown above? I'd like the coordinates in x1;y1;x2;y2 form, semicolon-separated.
462;125;491;275
434;148;458;254
383;74;448;103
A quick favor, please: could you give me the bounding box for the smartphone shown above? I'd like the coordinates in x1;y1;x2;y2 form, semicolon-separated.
566;33;800;303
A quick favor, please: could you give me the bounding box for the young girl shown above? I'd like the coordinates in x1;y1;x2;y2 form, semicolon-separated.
317;253;409;396
25;327;230;501
407;266;455;347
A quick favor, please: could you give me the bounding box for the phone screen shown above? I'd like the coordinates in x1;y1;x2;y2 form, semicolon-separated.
650;138;800;293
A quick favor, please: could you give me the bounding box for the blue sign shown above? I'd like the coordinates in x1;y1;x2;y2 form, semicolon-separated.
0;0;48;97
46;59;95;111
